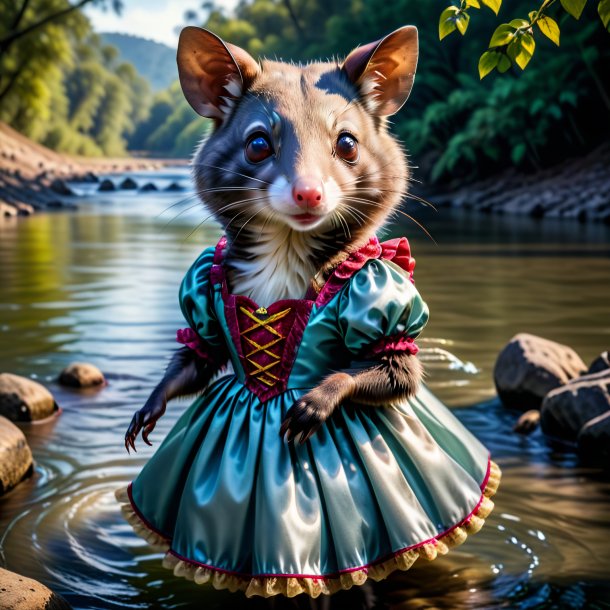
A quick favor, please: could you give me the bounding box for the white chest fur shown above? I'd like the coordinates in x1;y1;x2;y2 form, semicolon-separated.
226;228;324;306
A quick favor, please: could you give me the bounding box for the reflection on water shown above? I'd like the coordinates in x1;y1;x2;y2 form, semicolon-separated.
1;169;610;609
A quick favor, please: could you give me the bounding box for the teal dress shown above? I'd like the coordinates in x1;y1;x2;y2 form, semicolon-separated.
116;236;500;598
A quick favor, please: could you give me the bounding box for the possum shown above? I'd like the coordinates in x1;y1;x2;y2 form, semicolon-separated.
125;25;422;450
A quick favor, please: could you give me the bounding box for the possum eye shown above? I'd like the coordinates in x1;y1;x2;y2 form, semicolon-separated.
335;133;359;163
245;133;273;163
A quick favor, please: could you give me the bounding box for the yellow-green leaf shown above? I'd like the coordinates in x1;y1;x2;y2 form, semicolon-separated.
507;33;535;69
478;50;500;78
560;0;587;19
439;6;460;40
481;0;502;15
521;32;536;54
528;10;537;20
490;24;516;46
599;0;610;30
456;11;471;34
509;18;530;28
497;54;512;72
466;0;481;7
537;15;560;44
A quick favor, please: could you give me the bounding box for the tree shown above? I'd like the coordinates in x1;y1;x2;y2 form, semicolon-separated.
438;0;610;77
0;0;122;57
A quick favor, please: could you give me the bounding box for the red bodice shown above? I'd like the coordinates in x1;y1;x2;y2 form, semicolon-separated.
178;234;418;402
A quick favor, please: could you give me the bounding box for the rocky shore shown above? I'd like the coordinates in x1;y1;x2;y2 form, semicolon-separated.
0;122;185;217
420;143;610;223
495;333;610;465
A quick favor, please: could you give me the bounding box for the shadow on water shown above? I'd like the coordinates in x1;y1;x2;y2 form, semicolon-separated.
1;172;610;609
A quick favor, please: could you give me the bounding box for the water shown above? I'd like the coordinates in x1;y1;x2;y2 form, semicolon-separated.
1;169;610;609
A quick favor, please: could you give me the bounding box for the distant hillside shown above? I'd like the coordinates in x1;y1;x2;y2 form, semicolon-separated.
101;33;176;91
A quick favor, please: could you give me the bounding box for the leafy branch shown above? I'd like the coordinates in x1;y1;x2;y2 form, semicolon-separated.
439;0;610;78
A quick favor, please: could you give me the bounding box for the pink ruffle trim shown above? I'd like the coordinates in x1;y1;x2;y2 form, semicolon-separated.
315;236;416;307
367;334;419;357
176;327;212;361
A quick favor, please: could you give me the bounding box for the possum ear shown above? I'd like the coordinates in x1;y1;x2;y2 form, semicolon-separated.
177;27;259;123
341;26;418;116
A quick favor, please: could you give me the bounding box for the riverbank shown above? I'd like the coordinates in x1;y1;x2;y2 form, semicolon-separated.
3;122;609;223
0;122;187;217
421;142;610;223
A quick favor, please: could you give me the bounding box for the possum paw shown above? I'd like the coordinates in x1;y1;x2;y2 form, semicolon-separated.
279;373;355;444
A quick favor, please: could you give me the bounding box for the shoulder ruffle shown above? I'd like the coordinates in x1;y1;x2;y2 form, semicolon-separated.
315;236;415;307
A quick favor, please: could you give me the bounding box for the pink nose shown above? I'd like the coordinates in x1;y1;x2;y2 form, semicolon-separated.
292;177;324;209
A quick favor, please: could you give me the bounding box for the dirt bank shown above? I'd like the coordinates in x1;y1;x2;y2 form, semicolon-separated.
0;122;187;217
420;143;610;223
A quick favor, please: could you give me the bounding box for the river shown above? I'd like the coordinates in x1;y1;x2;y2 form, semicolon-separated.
1;168;609;609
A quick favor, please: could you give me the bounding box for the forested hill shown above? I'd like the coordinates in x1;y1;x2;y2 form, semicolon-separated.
100;33;176;91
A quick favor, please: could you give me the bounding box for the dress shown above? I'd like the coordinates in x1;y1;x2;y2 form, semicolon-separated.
116;235;500;598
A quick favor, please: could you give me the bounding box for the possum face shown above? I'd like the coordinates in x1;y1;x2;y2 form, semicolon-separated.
178;26;418;240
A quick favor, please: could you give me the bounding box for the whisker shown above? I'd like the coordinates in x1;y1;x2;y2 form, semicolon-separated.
157;186;265;218
346;186;437;210
192;162;272;186
340;197;437;244
340;207;365;228
182;196;269;242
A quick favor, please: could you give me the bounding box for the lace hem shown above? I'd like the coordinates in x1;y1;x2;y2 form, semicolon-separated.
115;460;501;598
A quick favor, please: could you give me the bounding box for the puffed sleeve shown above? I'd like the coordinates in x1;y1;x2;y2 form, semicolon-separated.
176;247;225;363
337;259;429;358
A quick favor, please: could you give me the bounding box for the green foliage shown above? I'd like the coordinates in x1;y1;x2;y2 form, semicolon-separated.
536;14;561;44
599;0;610;29
152;0;607;181
128;82;210;157
403;18;608;182
439;0;609;78
2;0;609;184
561;0;587;19
0;0;150;157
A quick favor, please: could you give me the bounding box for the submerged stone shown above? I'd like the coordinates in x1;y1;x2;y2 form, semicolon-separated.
0;567;72;609
119;177;138;190
49;179;74;196
540;369;610;442
578;411;610;468
494;333;586;411
165;181;183;192
140;182;158;192
0;373;57;422
588;351;610;374
0;416;33;495
58;362;105;388
98;179;115;192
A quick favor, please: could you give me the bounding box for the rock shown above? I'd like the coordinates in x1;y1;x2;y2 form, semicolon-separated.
165;181;183;192
513;409;541;434
0;567;72;609
0;416;33;494
0;373;57;422
140;182;158;192
540;369;610;442
494;333;587;411
58;362;105;388
49;179;74;196
81;171;99;183
98;179;115;192
577;411;610;467
588;351;610;374
119;177;138;190
1;202;18;217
